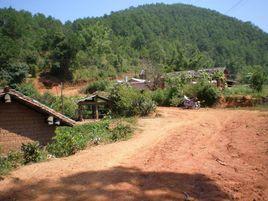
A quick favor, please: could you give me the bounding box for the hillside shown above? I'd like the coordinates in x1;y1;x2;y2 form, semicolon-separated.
0;3;268;86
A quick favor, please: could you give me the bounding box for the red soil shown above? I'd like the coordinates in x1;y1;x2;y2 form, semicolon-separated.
0;107;267;201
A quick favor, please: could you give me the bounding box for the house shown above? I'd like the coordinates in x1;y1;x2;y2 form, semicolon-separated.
0;87;75;153
167;67;229;80
77;92;111;121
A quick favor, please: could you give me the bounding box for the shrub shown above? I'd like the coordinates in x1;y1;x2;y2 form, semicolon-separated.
222;85;253;96
72;67;99;83
83;79;111;94
250;70;266;92
0;62;29;87
21;142;45;164
47;127;89;157
151;89;170;106
109;84;155;116
49;96;78;119
196;84;220;106
15;82;40;100
110;123;133;141
0;151;23;176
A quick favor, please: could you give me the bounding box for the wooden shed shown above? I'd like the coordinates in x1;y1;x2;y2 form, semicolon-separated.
0;87;75;153
77;93;111;121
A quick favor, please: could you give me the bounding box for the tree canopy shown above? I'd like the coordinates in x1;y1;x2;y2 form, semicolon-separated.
0;3;267;86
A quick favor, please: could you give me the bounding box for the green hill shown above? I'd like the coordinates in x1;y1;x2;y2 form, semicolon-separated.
0;3;267;85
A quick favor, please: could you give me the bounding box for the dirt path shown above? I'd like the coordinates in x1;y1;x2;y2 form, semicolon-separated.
0;108;267;201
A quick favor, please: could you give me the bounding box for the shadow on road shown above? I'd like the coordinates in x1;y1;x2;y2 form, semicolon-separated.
1;166;233;201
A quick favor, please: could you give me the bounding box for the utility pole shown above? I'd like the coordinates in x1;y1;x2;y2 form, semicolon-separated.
61;82;64;114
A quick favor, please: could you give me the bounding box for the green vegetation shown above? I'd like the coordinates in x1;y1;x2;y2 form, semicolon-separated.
15;82;79;119
109;84;156;116
0;151;23;176
223;85;268;98
0;4;267;86
250;69;267;92
47;119;133;157
0;119;135;176
193;84;220;106
151;74;220;107
21;142;46;164
83;79;112;94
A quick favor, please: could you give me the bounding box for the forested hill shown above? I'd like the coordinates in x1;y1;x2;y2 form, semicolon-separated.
0;3;268;86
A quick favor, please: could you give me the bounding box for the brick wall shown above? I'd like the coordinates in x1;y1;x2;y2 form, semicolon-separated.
0;100;56;153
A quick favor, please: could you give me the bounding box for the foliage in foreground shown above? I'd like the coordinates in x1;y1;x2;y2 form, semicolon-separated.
0;151;23;176
0;142;47;176
21;142;46;164
47;119;134;157
0;119;134;176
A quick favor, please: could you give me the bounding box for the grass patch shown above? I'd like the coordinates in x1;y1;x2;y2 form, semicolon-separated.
223;85;268;98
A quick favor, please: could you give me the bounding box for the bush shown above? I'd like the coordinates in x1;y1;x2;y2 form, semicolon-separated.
39;92;78;119
47;127;89;157
83;79;111;94
0;151;23;176
21;142;45;164
72;67;99;83
151;89;170;106
15;82;40;99
110;123;133;141
109;84;155;116
0;62;29;87
250;70;266;92
196;84;220;106
151;75;185;107
49;96;78;119
223;85;253;96
47;119;135;157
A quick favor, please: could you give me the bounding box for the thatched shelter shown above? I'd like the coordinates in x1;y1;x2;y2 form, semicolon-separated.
77;93;111;121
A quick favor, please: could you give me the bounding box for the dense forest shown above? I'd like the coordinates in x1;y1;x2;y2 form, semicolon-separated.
0;3;268;86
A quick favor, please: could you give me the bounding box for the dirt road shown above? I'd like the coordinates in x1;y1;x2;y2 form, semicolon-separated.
0;107;267;201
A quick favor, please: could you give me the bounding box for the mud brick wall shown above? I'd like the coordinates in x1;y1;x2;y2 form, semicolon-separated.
0;100;56;153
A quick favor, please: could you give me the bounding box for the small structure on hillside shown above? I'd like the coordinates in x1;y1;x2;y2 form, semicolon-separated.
0;87;75;153
128;78;151;90
167;67;230;88
116;77;152;90
168;67;229;80
77;93;111;121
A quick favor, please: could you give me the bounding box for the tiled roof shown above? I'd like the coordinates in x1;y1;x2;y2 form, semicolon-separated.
0;87;75;126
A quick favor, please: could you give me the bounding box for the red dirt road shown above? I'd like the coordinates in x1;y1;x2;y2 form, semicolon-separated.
0;107;268;201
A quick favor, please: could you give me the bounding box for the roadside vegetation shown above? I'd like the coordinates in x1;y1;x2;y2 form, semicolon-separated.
0;118;135;176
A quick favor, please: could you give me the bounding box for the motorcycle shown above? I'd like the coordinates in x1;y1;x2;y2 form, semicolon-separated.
183;95;200;109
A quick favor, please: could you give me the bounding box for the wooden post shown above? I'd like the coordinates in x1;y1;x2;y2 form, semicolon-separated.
61;82;64;114
78;104;83;121
95;105;99;120
92;105;95;119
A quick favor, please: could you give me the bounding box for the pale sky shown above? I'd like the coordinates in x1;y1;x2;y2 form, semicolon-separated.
0;0;267;32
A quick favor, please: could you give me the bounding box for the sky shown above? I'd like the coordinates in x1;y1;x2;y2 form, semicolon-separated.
0;0;267;33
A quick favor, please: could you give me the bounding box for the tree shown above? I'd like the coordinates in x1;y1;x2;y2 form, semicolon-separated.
250;67;266;92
